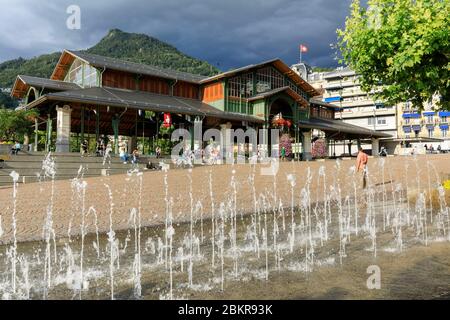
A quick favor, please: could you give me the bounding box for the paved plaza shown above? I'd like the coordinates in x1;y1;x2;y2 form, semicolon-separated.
0;154;449;244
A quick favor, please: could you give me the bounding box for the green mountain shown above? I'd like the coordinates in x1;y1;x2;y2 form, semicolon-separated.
0;29;221;108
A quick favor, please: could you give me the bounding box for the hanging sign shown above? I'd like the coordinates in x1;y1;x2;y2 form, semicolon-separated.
163;113;172;128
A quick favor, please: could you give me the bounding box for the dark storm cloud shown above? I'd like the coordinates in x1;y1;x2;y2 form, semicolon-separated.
0;0;352;70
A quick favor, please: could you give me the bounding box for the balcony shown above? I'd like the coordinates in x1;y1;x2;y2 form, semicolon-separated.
424;118;436;125
341;99;375;108
401;119;423;126
341;89;367;98
324;79;357;90
324;81;343;90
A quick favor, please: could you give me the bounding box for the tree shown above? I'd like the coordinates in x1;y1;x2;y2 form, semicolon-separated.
337;0;450;110
0;107;37;142
0;91;18;109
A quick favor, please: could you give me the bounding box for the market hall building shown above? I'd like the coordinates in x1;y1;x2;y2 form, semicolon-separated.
11;50;388;160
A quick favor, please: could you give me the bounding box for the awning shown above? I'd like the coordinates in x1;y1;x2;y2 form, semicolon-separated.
403;113;421;118
412;125;422;131
439;111;450;117
426;124;435;129
423;111;435;116
297;117;390;139
324;96;342;103
403;126;411;133
440;124;449;130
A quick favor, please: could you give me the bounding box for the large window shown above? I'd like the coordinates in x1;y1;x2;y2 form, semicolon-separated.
255;67;284;93
369;117;386;126
227;66;309;103
377;117;387;125
65;59;99;87
66;59;83;85
83;64;99;87
228;73;253;98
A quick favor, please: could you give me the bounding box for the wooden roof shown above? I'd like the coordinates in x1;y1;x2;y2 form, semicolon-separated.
50;50;208;84
247;86;310;108
11;75;81;99
200;58;320;97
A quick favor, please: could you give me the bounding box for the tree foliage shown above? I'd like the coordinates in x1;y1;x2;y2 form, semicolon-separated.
0;91;18;109
337;0;450;110
0;107;38;142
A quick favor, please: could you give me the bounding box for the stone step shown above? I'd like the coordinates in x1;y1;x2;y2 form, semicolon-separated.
0;168;147;185
3;154;158;163
0;165;146;176
0;152;176;186
1;161;143;170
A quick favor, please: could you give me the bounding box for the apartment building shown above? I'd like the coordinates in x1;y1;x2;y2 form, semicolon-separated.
292;65;395;155
397;99;450;150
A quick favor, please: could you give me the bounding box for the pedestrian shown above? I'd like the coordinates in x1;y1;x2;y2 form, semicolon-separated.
131;149;139;164
96;139;103;157
155;146;161;159
81;140;88;156
356;147;369;189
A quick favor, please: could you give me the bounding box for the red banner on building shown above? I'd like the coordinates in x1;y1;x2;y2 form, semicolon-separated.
163;113;172;128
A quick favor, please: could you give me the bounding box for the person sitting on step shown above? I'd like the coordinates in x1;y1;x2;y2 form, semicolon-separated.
10;141;22;155
81;140;88;156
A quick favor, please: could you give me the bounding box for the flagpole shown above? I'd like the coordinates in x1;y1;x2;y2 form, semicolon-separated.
300;46;302;63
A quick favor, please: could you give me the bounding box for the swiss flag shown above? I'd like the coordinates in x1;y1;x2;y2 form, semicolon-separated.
300;44;308;53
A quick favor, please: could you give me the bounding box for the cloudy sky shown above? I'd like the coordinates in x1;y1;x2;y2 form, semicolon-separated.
0;0;353;70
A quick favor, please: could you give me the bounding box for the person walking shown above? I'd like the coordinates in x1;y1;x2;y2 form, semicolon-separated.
356;147;369;189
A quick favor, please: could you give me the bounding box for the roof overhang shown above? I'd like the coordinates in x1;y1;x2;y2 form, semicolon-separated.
298;117;391;139
50;50;78;81
11;74;81;99
247;86;309;108
385;137;444;143
310;98;342;111
22;87;265;124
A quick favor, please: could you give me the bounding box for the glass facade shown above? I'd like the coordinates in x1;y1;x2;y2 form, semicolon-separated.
65;58;99;87
227;66;308;101
226;66;310;116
